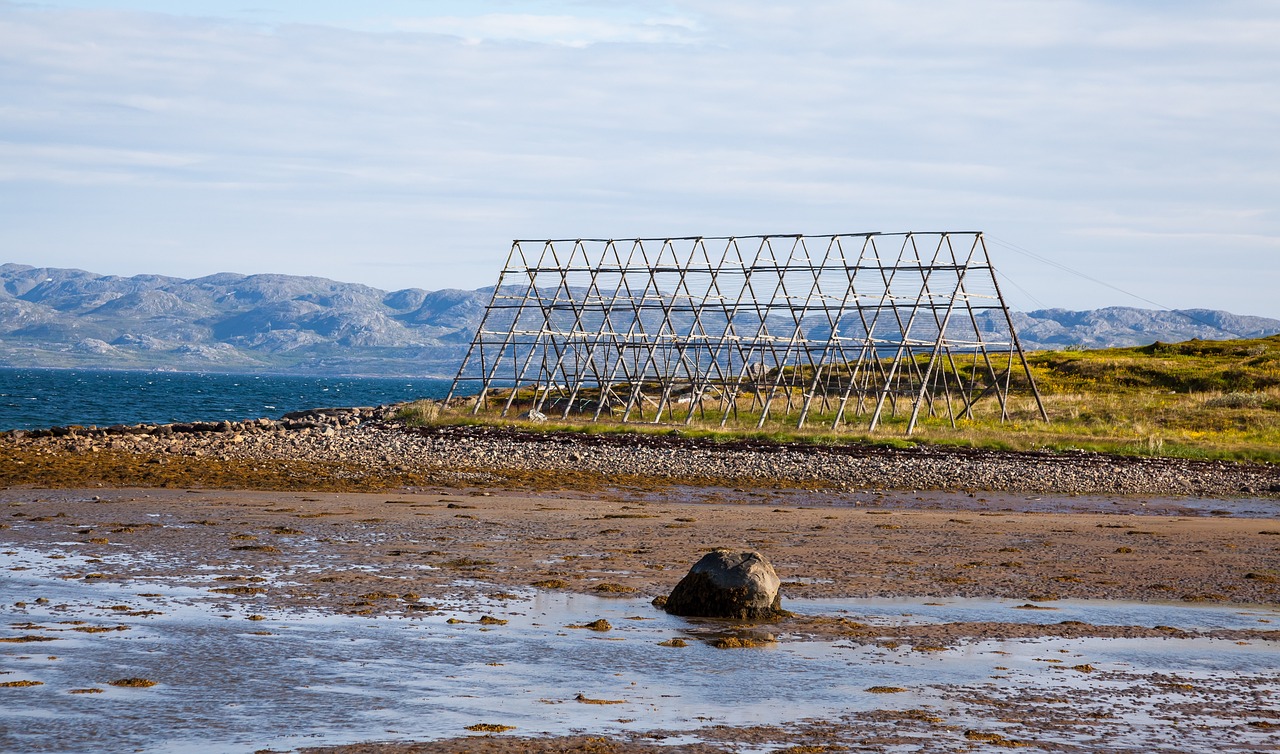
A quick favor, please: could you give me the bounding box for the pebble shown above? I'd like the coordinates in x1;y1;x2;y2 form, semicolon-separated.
6;406;1280;496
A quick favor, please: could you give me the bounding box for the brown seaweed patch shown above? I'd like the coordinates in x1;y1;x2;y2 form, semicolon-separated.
567;619;611;632
465;723;516;733
442;557;495;568
865;686;907;694
710;635;775;649
1181;592;1228;602
68;688;104;694
0;635;59;643
532;579;569;589
896;709;944;723
210;586;267;595
108;678;157;688
0;680;43;687
657;638;688;647
963;730;1031;747
592;583;636;595
477;615;508;626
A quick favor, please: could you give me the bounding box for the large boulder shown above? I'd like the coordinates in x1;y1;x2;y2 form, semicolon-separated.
663;549;783;619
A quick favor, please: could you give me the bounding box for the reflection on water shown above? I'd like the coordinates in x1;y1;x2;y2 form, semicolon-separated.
1;548;1277;753
788;596;1279;632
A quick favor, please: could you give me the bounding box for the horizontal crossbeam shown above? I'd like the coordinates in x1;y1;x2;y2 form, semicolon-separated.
447;231;1047;434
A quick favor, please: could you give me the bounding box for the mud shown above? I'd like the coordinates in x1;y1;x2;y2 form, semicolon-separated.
2;487;1277;612
3;484;1279;752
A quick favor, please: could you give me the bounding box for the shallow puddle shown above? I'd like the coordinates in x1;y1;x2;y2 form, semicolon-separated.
640;485;1280;518
2;548;1277;753
792;596;1280;631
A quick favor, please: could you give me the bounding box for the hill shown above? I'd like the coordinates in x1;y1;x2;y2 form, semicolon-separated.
2;263;1277;376
0;264;484;376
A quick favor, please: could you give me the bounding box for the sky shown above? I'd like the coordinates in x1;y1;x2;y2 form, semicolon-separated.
1;1;1278;316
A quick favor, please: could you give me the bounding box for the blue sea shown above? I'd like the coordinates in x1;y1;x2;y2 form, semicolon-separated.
0;368;455;431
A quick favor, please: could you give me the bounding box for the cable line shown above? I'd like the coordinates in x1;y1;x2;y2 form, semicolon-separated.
985;235;1250;339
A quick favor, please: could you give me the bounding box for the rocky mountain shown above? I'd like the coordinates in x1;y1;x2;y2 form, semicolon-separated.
0;264;485;376
1008;307;1280;349
2;263;1276;376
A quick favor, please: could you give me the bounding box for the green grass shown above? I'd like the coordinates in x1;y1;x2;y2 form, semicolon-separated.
401;335;1280;464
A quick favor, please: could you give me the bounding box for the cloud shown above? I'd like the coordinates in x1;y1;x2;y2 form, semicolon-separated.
0;1;1277;315
387;12;701;47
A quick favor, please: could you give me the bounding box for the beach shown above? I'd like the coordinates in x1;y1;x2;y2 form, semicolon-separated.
5;486;1279;618
2;412;1279;751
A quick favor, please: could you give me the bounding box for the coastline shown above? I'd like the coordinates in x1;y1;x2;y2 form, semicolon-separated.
5;408;1280;497
3;411;1279;753
4;408;1278;617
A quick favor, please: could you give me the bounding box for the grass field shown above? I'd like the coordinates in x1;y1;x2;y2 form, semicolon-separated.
405;335;1280;464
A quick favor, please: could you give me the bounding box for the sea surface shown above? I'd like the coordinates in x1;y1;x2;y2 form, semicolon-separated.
0;367;454;431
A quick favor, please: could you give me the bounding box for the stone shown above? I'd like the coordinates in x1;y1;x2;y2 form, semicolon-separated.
520;409;547;422
663;549;783;619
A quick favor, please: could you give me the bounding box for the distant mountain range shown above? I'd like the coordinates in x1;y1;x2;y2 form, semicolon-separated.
3;263;1277;376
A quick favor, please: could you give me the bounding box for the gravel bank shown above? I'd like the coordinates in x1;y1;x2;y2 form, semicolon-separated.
6;407;1280;497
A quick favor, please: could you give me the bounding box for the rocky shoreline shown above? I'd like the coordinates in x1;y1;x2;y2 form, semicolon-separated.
5;410;1280;754
4;406;1280;497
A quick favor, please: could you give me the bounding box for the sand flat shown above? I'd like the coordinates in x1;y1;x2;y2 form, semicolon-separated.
3;486;1277;614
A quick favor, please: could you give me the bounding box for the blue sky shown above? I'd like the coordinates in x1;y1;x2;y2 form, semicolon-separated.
2;1;1278;316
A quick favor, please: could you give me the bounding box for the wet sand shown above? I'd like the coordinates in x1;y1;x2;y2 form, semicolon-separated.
3;486;1278;633
3;459;1280;751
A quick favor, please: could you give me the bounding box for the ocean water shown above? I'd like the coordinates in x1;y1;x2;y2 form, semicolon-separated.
0;368;454;431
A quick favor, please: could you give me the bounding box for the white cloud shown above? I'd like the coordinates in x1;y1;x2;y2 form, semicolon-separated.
388;13;701;47
0;1;1276;315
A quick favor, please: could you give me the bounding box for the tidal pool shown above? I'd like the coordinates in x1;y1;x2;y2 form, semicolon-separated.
2;548;1277;753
